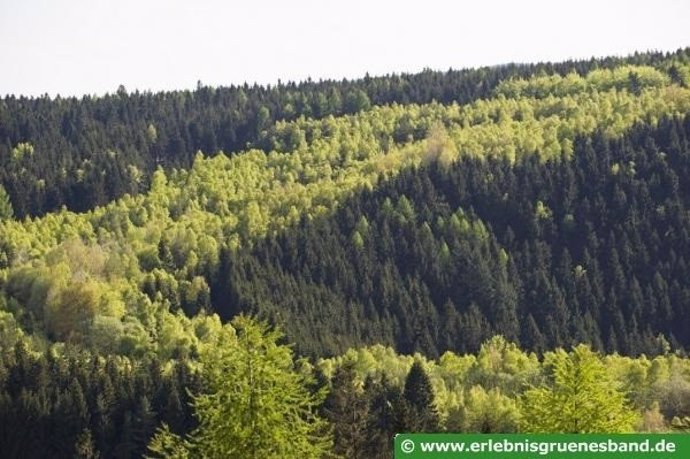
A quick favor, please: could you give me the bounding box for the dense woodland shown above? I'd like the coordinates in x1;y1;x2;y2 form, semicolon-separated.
2;49;689;217
219;116;690;357
2;50;690;457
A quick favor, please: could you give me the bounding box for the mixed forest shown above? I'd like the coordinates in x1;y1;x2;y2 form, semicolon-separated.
1;49;690;457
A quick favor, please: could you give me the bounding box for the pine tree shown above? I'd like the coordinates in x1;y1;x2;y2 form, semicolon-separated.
401;361;439;432
322;363;369;458
74;428;100;459
133;396;157;452
114;411;136;459
363;376;405;459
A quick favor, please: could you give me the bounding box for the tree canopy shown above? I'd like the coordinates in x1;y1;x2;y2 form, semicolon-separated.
2;50;690;457
519;345;638;433
148;316;333;458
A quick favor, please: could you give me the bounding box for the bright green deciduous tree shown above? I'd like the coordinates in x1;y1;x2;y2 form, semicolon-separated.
519;344;638;433
148;316;333;458
456;386;520;433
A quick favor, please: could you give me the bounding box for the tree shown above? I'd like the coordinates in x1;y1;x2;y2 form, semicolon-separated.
74;428;100;459
256;106;271;135
401;361;439;432
363;375;406;459
519;345;638;433
148;316;333;458
322;362;369;458
146;424;189;459
133;396;157;451
455;386;519;433
45;280;100;341
0;185;12;219
344;89;371;113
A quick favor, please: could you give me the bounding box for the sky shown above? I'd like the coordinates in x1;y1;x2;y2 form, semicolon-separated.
1;0;689;98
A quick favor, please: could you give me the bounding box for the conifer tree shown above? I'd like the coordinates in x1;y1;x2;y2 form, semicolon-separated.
74;428;100;459
402;361;439;432
148;316;333;458
364;376;405;459
322;362;369;458
519;345;638;433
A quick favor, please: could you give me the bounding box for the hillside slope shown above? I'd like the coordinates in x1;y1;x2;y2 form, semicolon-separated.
216;117;690;356
2;61;690;358
2;52;690;458
1;49;688;217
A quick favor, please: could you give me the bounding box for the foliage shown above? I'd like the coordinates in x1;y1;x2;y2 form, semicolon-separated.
322;362;369;458
149;316;333;458
4;49;687;218
146;424;190;459
0;185;12;221
2;51;690;457
450;386;520;433
3;61;690;359
519;345;638;433
401;361;439;432
0;345;200;458
212;115;690;356
1;333;689;457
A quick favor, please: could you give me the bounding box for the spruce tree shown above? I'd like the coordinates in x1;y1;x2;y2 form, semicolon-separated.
74;428;100;459
322;363;369;458
402;361;439;432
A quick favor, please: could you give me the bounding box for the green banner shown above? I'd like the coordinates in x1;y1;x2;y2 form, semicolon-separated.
394;434;690;458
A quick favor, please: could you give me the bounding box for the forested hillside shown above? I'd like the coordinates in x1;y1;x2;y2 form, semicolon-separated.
3;58;690;358
1;49;688;217
2;50;690;457
218;117;690;357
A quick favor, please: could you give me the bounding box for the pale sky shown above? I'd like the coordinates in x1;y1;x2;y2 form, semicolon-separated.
1;0;689;98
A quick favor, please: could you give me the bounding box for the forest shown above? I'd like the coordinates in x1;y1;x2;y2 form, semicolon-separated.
2;49;689;217
1;49;690;457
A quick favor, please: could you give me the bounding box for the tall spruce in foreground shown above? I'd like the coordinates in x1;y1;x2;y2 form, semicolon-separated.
519;345;638;433
322;362;370;458
402;361;439;432
147;316;333;458
363;376;406;458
